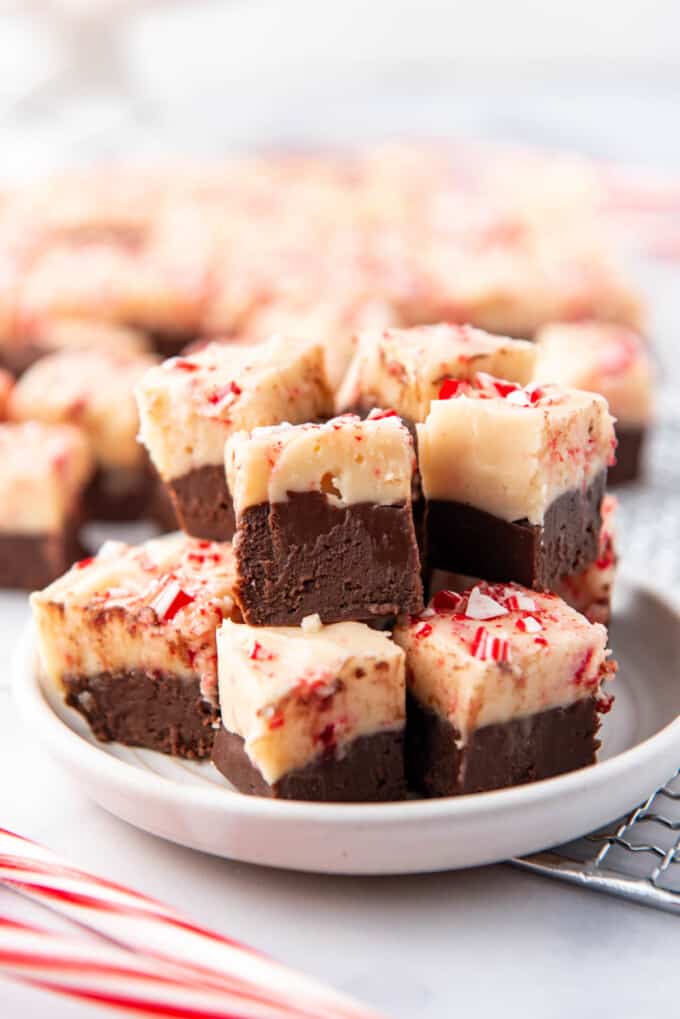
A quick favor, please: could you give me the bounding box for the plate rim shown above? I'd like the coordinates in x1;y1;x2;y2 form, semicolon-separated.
13;575;680;830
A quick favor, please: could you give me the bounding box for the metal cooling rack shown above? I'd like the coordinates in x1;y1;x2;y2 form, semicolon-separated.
513;770;680;915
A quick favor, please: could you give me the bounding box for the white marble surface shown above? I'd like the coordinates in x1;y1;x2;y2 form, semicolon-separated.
0;598;677;1019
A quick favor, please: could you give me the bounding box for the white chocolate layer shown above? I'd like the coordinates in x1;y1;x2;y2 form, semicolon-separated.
10;348;158;469
217;619;405;784
0;422;92;533
336;323;536;421
136;335;332;481
394;583;611;738
556;495;618;624
534;322;653;427
225;413;415;514
417;378;615;525
31;533;239;703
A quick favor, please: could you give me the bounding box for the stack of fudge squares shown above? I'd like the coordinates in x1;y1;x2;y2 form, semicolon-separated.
31;324;621;803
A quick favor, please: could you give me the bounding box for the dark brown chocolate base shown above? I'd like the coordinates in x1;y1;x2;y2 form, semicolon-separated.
84;466;151;522
149;474;178;532
212;727;406;802
0;341;47;377
143;330;197;359
63;670;218;759
406;693;601;797
608;426;645;486
0;527;84;590
234;492;423;626
167;464;235;541
425;470;606;591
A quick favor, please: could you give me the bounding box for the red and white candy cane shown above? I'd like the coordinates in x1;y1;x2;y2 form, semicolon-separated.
0;828;384;1019
0;914;290;1018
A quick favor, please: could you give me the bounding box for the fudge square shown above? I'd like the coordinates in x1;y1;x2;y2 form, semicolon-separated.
418;374;616;589
535;321;653;485
136;335;333;541
394;583;616;797
9;347;159;521
212;618;406;801
226;412;423;626
31;533;239;759
0;422;92;589
336;323;536;422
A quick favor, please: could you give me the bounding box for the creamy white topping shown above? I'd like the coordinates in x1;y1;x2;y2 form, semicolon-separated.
31;532;238;703
336;323;536;421
225;412;415;514
534;322;653;427
217;619;405;784
9;348;158;469
417;377;615;525
0;422;92;533
136;335;332;481
394;583;611;738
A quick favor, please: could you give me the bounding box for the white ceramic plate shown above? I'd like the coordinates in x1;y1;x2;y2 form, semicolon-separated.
13;577;680;875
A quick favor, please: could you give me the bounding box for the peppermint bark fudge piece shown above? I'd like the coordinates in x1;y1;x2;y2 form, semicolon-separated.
9;348;159;521
0;422;92;588
31;533;239;759
535;322;653;484
336;323;536;421
418;374;616;589
394;583;616;797
227;412;423;626
212;618;406;801
0;317;149;378
136;336;332;541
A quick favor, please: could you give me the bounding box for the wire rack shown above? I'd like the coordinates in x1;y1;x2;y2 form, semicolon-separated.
513;770;680;915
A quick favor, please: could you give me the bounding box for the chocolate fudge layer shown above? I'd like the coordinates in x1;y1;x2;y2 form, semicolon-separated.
426;469;606;590
394;583;615;797
64;671;218;759
535;322;652;485
213;619;406;801
136;335;332;541
337;323;536;421
31;533;239;759
608;426;645;485
227;413;422;625
556;494;618;624
418;375;615;589
9;347;159;522
213;728;404;802
0;422;92;588
406;694;600;796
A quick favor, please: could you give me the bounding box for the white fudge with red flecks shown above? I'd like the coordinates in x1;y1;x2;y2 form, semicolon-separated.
336;323;536;421
136;335;332;483
213;618;406;800
394;583;615;795
417;374;616;526
534;322;652;430
31;533;240;758
534;321;652;483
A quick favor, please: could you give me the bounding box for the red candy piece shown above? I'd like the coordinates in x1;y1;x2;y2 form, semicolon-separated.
414;622;433;639
438;378;465;400
173;359;199;372
432;590;464;614
151;580;194;622
207;381;242;405
74;556;95;570
470;626;511;662
368;408;398;420
249;641;275;662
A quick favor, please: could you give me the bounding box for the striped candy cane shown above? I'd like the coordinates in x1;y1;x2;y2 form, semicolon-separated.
0;829;384;1019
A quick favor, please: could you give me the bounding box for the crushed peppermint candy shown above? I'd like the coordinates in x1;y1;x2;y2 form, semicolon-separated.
516;615;542;633
505;591;537;612
367;408;399;420
470;626;511;663
438;378;465;400
432;589;465;614
248;640;275;661
301;613;323;633
414;622;433;639
150;578;194;622
465;586;509;620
